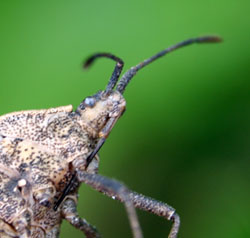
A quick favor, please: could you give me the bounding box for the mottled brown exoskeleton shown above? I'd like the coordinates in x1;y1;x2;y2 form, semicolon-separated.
0;36;221;238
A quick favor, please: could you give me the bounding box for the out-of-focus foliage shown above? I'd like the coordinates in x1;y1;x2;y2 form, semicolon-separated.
0;1;249;238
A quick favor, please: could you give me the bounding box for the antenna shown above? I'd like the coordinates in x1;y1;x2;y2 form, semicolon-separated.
84;53;124;95
116;36;222;94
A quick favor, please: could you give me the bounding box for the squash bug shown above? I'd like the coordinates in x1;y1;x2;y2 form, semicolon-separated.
0;36;221;238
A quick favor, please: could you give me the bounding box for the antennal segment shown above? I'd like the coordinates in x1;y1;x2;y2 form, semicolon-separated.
84;53;124;95
116;35;222;94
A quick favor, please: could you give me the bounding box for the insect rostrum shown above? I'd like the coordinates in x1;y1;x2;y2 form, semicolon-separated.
0;36;221;238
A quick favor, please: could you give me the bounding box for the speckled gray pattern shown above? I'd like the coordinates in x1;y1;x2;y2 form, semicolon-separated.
0;91;126;237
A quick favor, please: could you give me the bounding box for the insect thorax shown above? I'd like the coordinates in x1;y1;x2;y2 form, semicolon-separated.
0;90;126;237
0;106;96;236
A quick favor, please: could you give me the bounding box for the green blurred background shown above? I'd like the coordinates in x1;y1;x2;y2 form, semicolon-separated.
0;1;249;238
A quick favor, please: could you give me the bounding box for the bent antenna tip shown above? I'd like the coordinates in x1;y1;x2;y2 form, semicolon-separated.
196;35;223;43
83;57;94;69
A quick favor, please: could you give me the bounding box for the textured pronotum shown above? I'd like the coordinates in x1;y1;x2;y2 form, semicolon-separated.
0;36;221;238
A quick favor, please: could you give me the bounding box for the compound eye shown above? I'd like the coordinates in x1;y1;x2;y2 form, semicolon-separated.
84;97;96;107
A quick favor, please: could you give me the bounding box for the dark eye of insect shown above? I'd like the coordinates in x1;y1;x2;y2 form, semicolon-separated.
83;97;96;107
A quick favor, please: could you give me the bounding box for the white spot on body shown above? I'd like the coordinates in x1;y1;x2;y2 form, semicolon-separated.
18;179;27;187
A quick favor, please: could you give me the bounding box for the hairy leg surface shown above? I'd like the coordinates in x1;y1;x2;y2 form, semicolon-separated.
77;171;143;238
77;171;180;238
125;192;180;238
61;198;101;238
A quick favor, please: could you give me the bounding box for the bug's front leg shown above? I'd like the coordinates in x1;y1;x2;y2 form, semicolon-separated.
77;171;180;238
76;171;143;238
126;192;180;238
61;197;101;238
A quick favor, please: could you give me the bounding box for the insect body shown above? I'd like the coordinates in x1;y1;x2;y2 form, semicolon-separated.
0;36;221;238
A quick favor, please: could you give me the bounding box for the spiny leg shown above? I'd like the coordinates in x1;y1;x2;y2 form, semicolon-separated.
125;192;180;238
61;198;101;238
77;171;179;238
76;171;143;238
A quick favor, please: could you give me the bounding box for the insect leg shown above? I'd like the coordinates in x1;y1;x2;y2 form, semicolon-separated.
125;192;180;238
61;198;101;238
77;171;179;238
76;171;143;238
